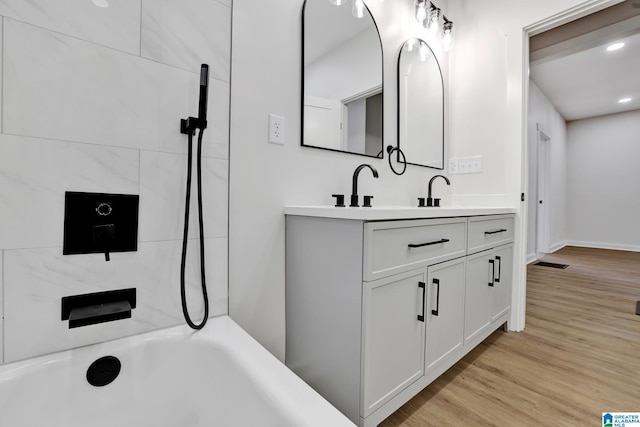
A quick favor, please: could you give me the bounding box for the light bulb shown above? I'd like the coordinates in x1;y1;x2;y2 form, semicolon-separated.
428;7;441;33
352;0;365;18
415;1;428;24
329;0;347;5
442;21;453;52
430;7;441;22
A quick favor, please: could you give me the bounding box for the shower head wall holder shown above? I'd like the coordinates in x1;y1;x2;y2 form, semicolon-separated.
180;117;207;135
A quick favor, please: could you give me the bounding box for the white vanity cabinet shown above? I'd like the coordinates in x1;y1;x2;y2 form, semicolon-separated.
425;258;466;374
285;208;515;427
464;215;514;347
362;270;426;417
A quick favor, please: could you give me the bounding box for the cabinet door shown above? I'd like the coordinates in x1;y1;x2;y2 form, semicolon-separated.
426;258;465;372
492;244;513;322
464;250;494;345
362;271;426;417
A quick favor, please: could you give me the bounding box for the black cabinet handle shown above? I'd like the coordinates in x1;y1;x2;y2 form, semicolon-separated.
418;281;426;322
408;238;450;248
431;278;440;316
488;259;495;287
484;228;507;235
495;256;502;283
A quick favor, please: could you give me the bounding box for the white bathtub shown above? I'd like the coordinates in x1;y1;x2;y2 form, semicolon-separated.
0;315;355;427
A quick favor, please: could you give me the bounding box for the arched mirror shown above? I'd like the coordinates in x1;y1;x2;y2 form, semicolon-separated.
302;0;383;158
397;38;444;169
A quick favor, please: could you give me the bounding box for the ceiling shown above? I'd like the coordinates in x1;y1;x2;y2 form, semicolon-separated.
529;1;640;121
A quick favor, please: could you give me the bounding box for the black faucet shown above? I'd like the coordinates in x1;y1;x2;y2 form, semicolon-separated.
350;164;379;207
424;174;450;207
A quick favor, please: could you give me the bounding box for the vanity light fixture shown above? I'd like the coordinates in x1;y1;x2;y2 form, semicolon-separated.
415;0;428;24
415;1;454;51
619;97;632;103
427;5;441;34
606;42;625;51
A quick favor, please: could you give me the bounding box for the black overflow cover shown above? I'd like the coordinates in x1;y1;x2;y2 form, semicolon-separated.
86;356;121;387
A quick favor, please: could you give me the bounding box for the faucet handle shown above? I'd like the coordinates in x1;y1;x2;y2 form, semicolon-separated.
434;198;441;207
331;194;345;207
363;195;373;208
417;197;426;208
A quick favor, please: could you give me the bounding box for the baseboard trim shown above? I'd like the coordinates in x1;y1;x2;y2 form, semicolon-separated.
526;241;567;263
549;241;568;253
566;241;640;253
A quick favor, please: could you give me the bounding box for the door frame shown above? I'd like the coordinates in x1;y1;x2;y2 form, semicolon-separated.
535;124;551;257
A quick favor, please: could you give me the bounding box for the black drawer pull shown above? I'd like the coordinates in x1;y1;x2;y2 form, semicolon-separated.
418;281;426;322
408;238;450;248
488;259;495;287
484;229;507;235
431;278;440;316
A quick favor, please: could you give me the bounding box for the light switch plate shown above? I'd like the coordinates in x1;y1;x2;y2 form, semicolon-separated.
458;156;483;174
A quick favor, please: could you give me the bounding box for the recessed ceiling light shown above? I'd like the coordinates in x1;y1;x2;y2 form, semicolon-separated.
92;0;109;8
606;42;625;51
618;97;632;103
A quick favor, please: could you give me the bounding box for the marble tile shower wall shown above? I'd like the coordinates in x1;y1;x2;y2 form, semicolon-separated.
0;0;231;364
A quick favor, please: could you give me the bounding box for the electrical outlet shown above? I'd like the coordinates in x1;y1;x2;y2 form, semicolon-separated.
269;114;285;145
448;158;459;174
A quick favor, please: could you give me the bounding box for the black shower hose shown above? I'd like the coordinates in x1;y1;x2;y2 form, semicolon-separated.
180;127;209;330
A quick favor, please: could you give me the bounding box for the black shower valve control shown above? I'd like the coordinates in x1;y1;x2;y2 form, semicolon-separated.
93;224;115;262
331;194;345;207
363;195;374;208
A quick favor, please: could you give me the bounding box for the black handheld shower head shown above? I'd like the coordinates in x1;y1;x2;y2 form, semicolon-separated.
180;63;210;134
198;64;209;123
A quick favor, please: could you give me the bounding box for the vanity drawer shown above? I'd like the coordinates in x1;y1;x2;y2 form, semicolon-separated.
467;214;514;254
363;218;467;281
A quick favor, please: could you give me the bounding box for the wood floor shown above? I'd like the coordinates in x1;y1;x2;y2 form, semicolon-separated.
380;246;640;426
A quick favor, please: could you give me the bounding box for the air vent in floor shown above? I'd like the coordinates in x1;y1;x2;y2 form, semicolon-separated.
534;261;569;269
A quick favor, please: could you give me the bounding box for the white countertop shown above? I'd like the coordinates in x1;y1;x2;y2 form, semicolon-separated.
284;205;516;221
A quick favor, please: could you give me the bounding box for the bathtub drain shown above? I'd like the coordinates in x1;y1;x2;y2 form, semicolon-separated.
86;356;121;387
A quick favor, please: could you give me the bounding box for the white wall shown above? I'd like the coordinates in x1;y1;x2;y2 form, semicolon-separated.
230;0;453;360
446;0;622;331
527;81;568;261
229;0;622;359
0;0;231;364
567;109;640;251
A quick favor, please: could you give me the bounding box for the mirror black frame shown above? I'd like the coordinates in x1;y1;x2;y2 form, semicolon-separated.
301;0;385;159
396;38;445;170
